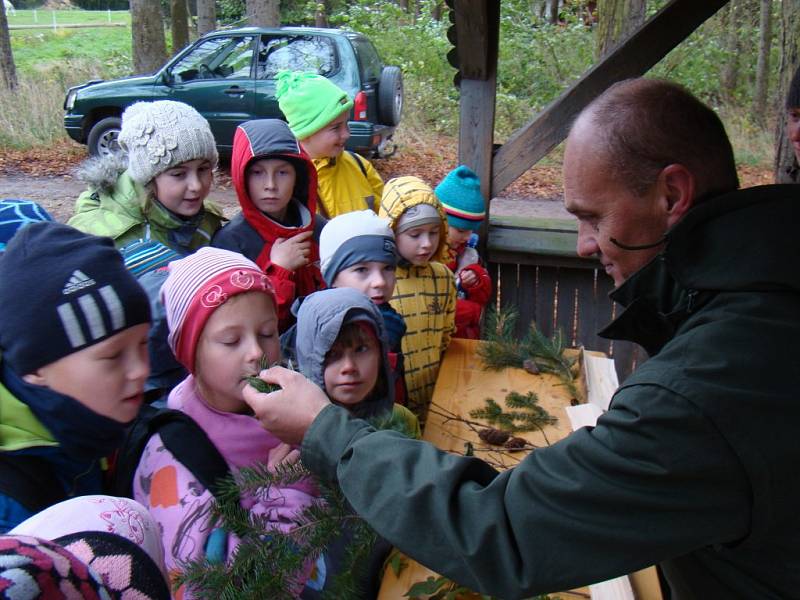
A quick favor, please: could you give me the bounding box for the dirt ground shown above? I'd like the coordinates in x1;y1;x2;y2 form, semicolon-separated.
0;138;773;223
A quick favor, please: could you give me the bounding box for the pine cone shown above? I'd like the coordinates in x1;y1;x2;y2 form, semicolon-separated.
522;359;540;374
504;436;528;451
478;427;510;445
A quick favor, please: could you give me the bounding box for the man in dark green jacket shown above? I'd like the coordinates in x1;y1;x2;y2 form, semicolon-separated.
244;79;800;599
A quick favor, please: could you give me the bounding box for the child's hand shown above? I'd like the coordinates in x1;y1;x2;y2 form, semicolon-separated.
268;442;301;473
271;230;313;271
459;269;478;288
243;366;331;445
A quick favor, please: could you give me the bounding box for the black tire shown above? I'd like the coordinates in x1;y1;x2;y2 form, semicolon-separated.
377;66;403;127
87;116;122;157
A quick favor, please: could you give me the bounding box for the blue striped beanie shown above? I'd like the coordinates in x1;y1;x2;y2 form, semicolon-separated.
0;222;151;374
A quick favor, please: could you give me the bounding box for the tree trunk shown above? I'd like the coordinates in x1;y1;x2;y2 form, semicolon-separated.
170;0;190;55
397;0;409;11
596;0;646;58
774;0;800;182
314;1;328;27
130;0;167;74
547;0;559;24
196;0;216;36
0;1;16;91
720;0;743;103
432;0;444;21
246;0;279;27
752;0;772;125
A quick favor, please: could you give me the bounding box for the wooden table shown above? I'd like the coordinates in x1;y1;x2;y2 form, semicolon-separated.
377;338;662;600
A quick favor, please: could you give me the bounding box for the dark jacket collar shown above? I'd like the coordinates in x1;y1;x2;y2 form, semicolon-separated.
600;185;800;355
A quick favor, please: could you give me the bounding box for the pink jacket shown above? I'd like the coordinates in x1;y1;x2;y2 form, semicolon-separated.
133;375;317;597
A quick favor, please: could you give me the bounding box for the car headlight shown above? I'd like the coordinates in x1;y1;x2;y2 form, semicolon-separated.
64;89;77;111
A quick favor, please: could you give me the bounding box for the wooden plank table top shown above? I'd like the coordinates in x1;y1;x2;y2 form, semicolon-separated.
377;338;661;600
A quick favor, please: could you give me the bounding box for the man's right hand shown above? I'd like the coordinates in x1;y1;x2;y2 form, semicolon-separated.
243;366;331;446
270;230;313;271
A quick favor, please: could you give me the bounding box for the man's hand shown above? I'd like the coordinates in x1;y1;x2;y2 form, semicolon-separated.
270;230;313;272
243;366;331;445
459;269;478;288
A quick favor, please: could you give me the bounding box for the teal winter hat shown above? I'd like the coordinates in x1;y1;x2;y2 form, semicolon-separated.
434;165;486;231
275;71;354;140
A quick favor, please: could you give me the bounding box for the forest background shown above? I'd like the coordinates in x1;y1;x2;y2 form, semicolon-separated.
0;0;795;195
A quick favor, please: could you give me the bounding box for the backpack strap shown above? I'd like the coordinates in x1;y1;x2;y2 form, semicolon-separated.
0;453;67;513
111;405;231;500
347;150;369;178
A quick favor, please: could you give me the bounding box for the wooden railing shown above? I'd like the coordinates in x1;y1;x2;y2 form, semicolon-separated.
486;215;646;382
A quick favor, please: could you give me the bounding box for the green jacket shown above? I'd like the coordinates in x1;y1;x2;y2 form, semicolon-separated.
301;185;800;599
68;156;224;253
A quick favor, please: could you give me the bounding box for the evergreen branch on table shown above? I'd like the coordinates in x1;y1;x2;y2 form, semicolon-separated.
469;392;556;434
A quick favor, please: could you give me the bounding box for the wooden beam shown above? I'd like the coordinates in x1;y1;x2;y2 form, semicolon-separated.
490;0;730;196
457;1;500;249
453;0;492;80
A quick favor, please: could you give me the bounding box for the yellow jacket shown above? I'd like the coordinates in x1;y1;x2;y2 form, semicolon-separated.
313;151;384;218
379;176;455;421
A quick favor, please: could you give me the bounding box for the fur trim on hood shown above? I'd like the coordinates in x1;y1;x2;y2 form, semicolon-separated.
74;152;129;194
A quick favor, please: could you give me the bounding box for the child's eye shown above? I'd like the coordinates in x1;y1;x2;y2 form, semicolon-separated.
384;265;396;273
259;331;276;339
220;338;239;346
100;352;122;361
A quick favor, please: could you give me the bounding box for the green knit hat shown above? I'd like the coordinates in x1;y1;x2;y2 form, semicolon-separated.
276;70;354;140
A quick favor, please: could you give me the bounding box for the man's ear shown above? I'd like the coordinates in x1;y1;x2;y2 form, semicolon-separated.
22;372;47;386
658;164;696;227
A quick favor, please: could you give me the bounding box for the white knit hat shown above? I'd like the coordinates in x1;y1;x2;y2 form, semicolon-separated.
319;210;397;285
118;100;219;184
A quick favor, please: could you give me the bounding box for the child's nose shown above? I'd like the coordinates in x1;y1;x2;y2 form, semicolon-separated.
340;353;357;373
129;352;150;383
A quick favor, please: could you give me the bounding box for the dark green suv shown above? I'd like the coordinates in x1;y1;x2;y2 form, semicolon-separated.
64;26;403;158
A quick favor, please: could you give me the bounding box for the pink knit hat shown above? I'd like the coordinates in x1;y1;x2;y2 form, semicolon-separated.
161;247;276;371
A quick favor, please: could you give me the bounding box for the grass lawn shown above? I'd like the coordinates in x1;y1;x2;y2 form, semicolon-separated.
6;8;130;27
9;10;133;78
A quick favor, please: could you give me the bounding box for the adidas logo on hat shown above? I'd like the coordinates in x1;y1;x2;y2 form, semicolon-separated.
62;270;96;295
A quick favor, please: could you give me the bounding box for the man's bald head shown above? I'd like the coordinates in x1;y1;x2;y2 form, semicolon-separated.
573;78;739;200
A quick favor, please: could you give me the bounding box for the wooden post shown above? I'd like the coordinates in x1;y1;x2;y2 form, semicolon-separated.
490;0;730;196
455;0;499;248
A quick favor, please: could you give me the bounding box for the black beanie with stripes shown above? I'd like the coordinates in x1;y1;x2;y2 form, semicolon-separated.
0;222;151;375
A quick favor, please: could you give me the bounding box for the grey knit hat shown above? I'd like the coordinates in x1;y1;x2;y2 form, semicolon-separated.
118;100;219;184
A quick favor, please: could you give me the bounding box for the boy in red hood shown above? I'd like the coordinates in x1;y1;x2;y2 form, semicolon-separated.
212;118;325;331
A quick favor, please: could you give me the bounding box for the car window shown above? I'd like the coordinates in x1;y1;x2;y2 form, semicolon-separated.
171;36;255;83
257;34;338;79
350;37;382;82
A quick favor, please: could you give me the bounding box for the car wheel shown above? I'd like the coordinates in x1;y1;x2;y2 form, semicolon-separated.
87;116;122;157
378;66;403;127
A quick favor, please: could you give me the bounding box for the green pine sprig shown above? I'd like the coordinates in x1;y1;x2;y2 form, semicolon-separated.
469;391;557;434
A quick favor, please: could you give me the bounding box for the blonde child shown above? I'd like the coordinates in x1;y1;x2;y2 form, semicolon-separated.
378;176;456;421
69;100;225;254
276;71;384;218
435;165;492;339
0;222;151;531
318;209;408;404
133;247;317;596
212;118;325;331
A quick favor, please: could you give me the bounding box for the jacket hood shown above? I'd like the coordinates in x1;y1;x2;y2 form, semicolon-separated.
295;288;394;419
75;152;129;194
231;119;318;238
379;176;449;263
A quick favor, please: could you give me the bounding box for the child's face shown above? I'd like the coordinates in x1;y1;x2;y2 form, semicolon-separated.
323;329;380;407
333;261;396;305
194;292;280;414
396;223;441;266
246;158;297;221
300;112;351;159
23;323;150;423
152;158;214;217
447;225;473;249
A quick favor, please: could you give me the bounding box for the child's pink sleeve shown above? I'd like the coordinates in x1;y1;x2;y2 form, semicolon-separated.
133;434;217;592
